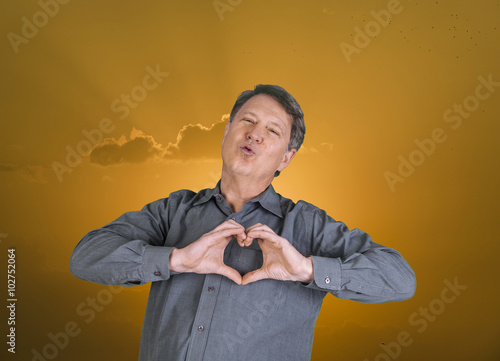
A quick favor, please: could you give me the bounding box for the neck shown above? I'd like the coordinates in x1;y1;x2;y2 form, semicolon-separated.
220;170;272;213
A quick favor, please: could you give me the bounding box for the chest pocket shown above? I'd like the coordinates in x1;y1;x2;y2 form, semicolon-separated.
225;244;287;312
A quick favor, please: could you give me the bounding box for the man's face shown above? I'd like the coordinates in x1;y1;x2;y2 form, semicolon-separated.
221;94;296;182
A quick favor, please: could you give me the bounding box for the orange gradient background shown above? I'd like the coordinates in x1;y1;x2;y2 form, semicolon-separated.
1;1;499;360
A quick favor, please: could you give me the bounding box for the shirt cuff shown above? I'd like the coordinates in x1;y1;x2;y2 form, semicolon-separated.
304;255;342;291
140;246;175;283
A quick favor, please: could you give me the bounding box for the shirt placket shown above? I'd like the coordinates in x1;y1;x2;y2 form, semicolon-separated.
185;193;253;360
185;274;223;361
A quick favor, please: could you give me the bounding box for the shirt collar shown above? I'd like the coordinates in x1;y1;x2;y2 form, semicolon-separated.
253;183;283;218
193;180;283;218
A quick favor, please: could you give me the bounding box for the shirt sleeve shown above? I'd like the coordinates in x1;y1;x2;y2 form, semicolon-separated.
303;207;416;303
69;198;175;286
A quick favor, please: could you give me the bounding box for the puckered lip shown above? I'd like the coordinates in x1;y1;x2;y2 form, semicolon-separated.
240;143;255;155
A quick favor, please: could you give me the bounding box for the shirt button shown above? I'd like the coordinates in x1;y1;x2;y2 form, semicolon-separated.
208;286;214;292
325;277;331;284
154;271;161;277
231;217;235;221
215;195;222;201
197;325;204;332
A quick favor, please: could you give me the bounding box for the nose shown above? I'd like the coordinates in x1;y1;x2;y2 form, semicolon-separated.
247;125;263;143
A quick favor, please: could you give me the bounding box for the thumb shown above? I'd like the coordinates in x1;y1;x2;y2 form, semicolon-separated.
217;265;242;285
241;268;268;285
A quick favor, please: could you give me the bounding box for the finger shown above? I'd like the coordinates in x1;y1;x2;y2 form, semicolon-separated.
213;224;245;236
245;229;279;245
243;224;270;247
236;237;245;247
235;235;254;247
245;222;262;230
245;224;275;237
243;237;254;247
244;223;265;234
211;226;247;243
241;268;268;285
212;220;245;235
217;265;242;284
233;230;248;243
217;219;244;230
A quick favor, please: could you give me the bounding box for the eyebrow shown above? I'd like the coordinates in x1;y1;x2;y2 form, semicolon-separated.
240;111;286;134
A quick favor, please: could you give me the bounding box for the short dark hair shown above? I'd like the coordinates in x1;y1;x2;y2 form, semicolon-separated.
229;84;306;152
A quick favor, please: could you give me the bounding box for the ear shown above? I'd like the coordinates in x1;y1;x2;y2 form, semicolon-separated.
277;148;297;172
221;121;231;146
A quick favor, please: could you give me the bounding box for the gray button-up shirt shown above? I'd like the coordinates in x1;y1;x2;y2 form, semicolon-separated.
70;183;416;361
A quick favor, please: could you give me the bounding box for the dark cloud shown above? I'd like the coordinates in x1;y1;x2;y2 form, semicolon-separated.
168;117;227;160
90;131;163;166
90;116;228;166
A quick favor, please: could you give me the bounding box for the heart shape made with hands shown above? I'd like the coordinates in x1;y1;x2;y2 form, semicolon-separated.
221;222;314;285
170;220;313;285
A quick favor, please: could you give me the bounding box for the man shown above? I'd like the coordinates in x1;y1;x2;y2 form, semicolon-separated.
70;84;416;361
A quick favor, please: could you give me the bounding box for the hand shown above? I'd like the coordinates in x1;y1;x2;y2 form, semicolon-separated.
169;220;247;284
241;223;314;285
